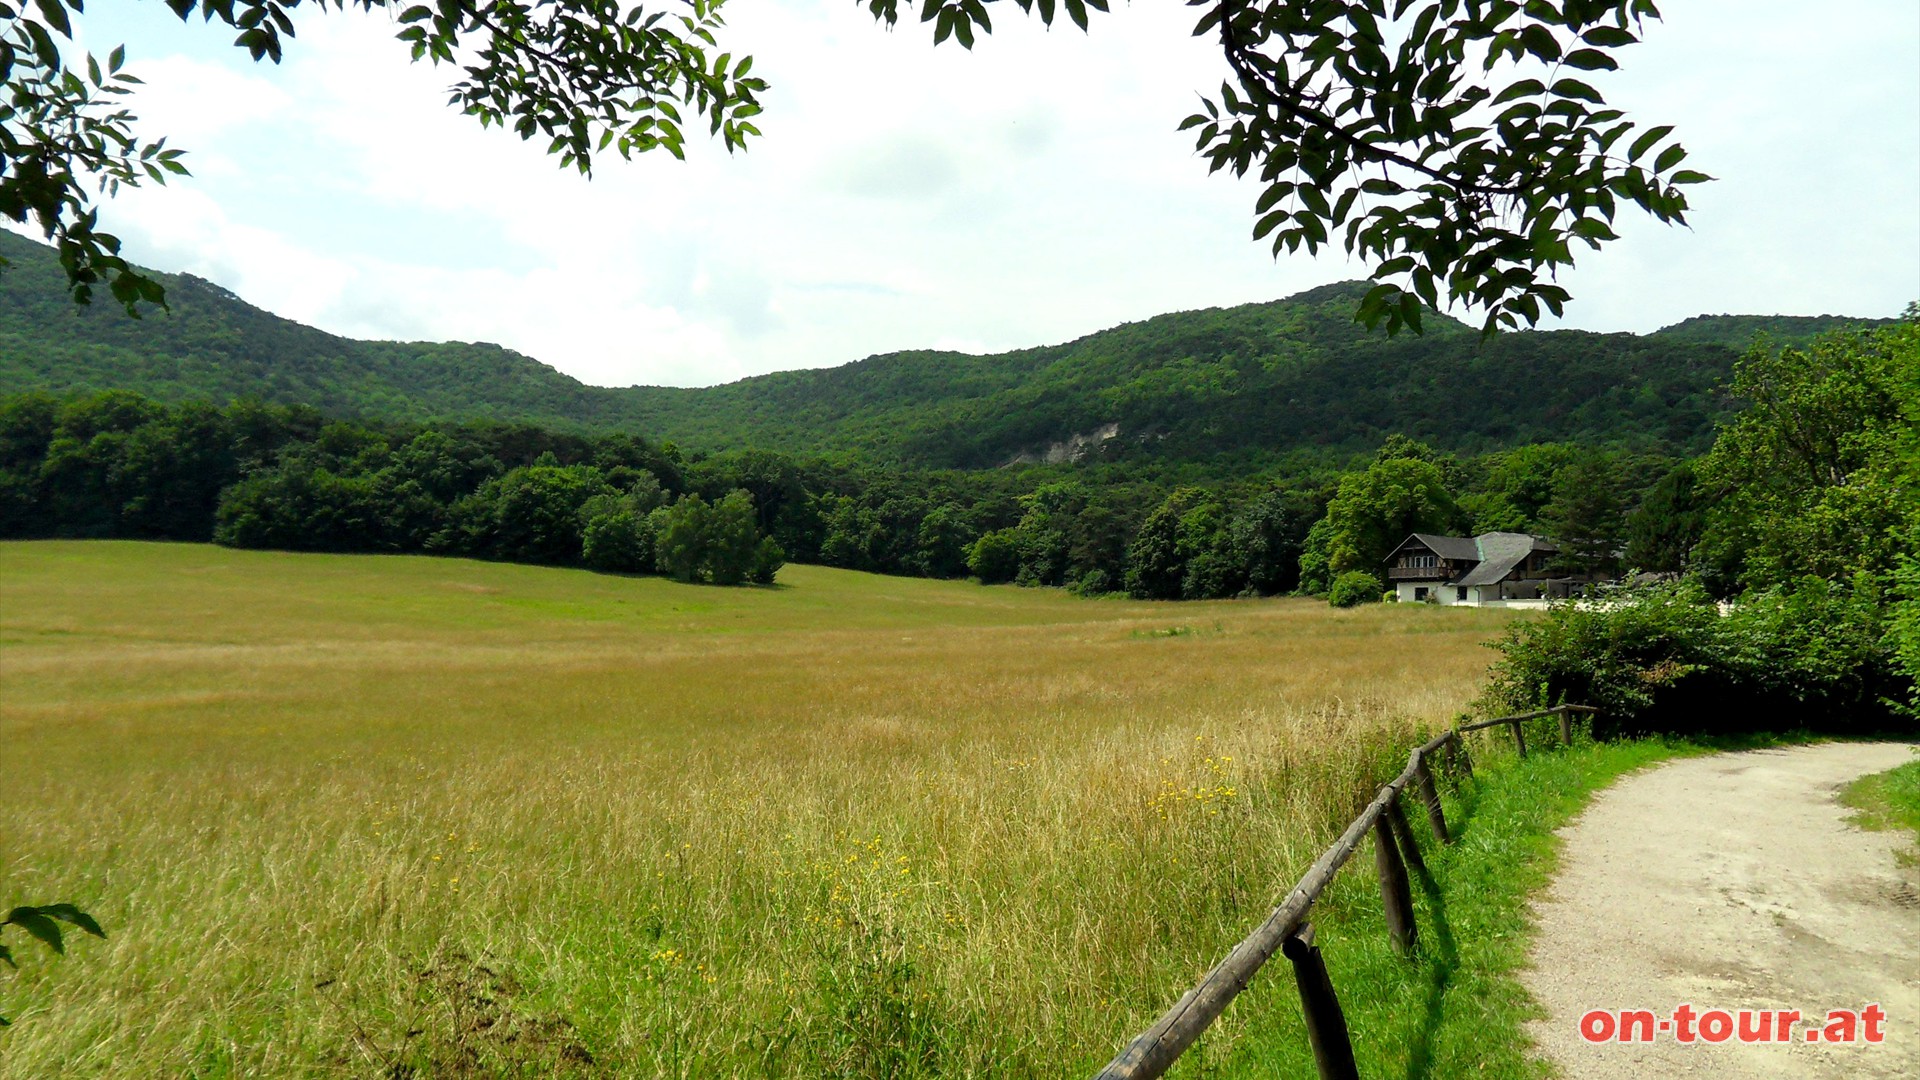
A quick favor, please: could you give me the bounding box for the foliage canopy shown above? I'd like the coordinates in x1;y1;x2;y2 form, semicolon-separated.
5;0;1700;333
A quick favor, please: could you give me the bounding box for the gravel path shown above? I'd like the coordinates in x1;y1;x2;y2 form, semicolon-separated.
1524;741;1920;1079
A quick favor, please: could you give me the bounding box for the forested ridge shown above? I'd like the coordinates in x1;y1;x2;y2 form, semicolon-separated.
0;231;1888;469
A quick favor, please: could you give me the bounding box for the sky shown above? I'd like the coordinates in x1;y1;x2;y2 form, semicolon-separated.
38;0;1920;388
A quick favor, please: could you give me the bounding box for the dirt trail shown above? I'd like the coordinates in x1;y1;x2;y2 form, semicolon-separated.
1524;741;1920;1078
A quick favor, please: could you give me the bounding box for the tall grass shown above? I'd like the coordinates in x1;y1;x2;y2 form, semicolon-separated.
0;541;1528;1077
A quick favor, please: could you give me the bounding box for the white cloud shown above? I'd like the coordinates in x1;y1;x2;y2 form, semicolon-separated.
60;0;1920;389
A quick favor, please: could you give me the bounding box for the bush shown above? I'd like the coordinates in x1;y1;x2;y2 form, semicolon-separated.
453;464;615;565
750;536;785;585
966;528;1021;585
647;491;777;584
1892;533;1920;719
581;509;654;573
1327;570;1383;608
704;490;762;585
1482;578;1910;737
652;495;712;582
214;458;394;552
1069;568;1115;597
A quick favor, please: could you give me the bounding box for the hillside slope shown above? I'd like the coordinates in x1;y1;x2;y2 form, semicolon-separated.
0;231;1889;467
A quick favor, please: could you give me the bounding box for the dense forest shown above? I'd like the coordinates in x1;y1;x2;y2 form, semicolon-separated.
1;231;1891;473
0;386;1693;598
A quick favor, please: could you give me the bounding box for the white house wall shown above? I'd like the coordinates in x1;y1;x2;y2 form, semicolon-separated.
1394;582;1479;605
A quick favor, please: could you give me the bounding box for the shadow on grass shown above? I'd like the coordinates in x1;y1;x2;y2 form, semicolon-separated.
1391;730;1819;1080
1400;811;1461;1080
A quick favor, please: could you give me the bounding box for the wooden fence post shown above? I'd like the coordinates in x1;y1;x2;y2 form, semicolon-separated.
1374;802;1418;956
1510;718;1527;759
1385;796;1428;881
1557;706;1573;747
1449;736;1474;781
1283;924;1360;1080
1413;753;1450;844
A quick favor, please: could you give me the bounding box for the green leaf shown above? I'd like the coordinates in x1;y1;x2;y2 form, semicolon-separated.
1581;26;1637;48
1669;169;1712;185
1518;24;1561;62
1549;78;1603;103
24;17;59;68
1571;218;1617;240
1561;49;1618;71
1399;291;1424;334
1653;143;1685;173
33;0;71;37
1627;124;1673;163
1491;78;1545;105
1253;181;1293;214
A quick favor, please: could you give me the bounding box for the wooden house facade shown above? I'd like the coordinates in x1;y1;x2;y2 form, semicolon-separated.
1385;531;1602;606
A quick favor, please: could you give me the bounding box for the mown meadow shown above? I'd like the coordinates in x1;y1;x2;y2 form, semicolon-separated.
2;540;1552;1078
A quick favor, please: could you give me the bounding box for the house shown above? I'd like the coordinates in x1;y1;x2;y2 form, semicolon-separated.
1384;531;1604;607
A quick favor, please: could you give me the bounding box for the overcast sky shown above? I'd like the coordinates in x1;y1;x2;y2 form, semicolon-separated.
47;1;1920;388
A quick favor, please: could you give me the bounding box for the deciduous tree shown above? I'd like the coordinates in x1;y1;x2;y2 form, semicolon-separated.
6;0;1700;333
1322;455;1465;575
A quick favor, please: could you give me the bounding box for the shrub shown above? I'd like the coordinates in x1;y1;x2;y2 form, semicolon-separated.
1891;533;1920;719
750;536;786;585
214;458;394;552
704;490;762;585
581;509;653;573
966;528;1020;585
1482;578;1909;737
1069;568;1115;597
1327;570;1383;608
452;464;615;565
645;491;777;584
652;494;713;582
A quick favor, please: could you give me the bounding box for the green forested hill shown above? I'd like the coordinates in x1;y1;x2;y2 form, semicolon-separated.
0;231;606;424
0;230;1889;467
1651;312;1895;349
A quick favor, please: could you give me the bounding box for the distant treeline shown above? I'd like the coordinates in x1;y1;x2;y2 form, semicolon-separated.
0;393;784;585
0;389;1700;596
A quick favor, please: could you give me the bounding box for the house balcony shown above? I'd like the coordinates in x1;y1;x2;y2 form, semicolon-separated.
1387;566;1450;581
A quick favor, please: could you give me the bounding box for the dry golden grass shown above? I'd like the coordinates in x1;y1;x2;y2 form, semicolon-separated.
0;541;1527;1077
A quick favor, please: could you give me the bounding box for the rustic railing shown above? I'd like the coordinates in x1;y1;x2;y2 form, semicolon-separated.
1092;703;1600;1080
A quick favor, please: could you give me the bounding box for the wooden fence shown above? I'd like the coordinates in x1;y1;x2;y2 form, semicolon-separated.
1092;703;1601;1080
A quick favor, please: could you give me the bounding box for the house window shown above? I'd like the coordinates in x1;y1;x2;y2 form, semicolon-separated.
1457;587;1469;602
1402;554;1437;568
1414;587;1429;601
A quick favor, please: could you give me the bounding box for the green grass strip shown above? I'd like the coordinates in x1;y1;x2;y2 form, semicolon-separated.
1169;736;1694;1080
1841;755;1920;862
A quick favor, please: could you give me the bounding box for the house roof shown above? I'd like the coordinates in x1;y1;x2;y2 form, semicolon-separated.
1390;530;1560;586
1457;531;1549;587
1401;532;1481;561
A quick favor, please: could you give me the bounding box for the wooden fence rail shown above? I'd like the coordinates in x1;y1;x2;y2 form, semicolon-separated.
1092;703;1598;1080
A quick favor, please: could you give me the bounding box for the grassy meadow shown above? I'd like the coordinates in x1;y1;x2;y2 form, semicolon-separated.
3;540;1544;1078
